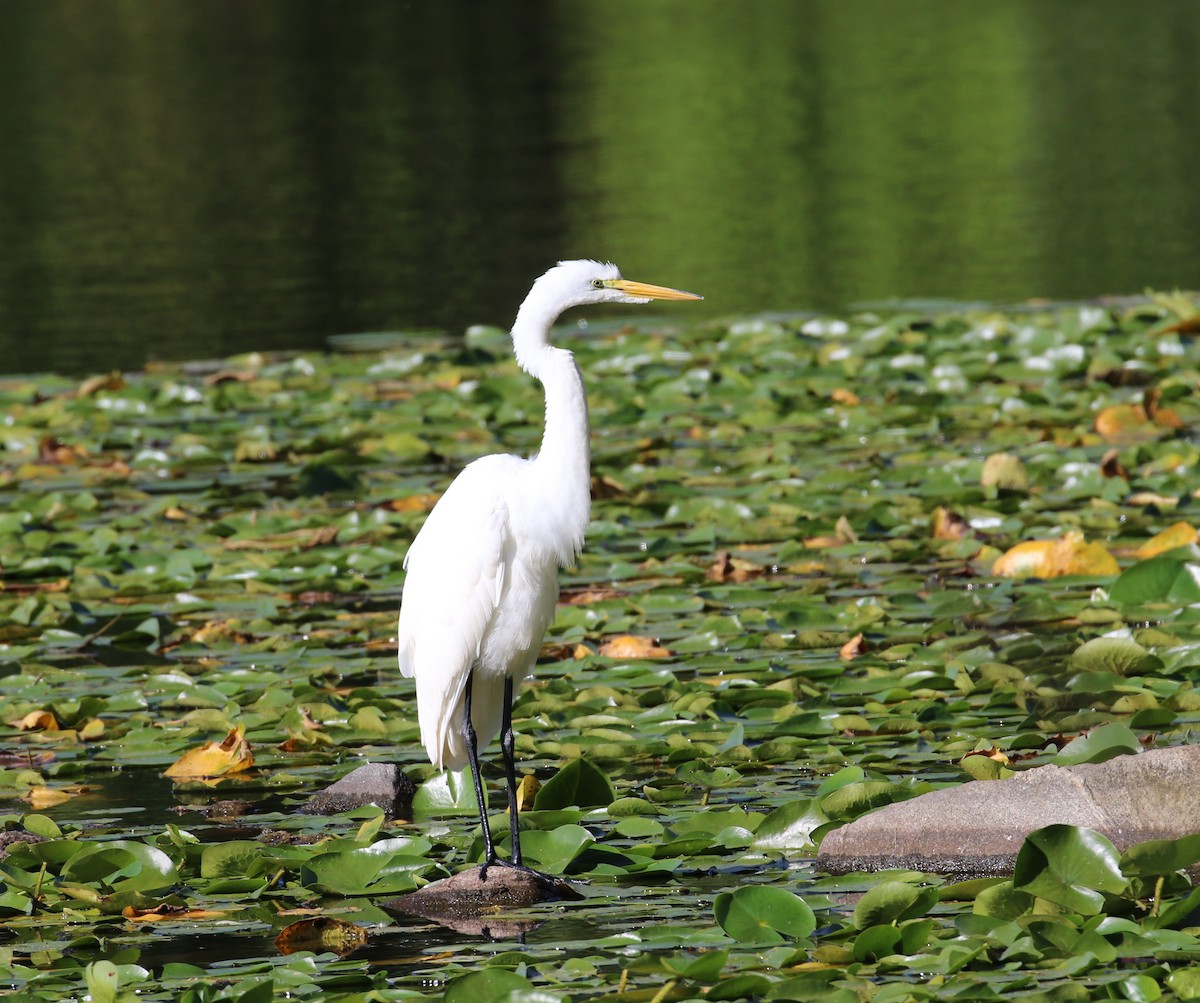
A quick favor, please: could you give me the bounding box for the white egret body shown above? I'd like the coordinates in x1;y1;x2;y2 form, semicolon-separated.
397;259;701;870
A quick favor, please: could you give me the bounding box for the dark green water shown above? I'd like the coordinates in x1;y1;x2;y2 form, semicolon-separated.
1;0;1198;376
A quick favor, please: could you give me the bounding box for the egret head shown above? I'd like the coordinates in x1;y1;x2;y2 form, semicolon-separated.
533;259;703;311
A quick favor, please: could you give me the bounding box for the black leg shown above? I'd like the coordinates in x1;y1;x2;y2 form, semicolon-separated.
462;670;497;872
500;675;522;867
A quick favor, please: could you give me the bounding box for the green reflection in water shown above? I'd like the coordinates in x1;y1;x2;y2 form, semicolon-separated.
0;0;1197;375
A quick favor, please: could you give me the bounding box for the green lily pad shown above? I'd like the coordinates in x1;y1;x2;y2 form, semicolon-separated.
714;885;816;944
1013;825;1127;914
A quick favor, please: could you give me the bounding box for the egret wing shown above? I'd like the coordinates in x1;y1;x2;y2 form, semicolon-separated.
397;459;511;769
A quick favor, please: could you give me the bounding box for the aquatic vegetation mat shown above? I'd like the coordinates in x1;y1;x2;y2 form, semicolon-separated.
2;295;1200;999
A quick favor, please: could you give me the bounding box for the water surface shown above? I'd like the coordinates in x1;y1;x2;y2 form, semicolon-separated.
1;1;1197;374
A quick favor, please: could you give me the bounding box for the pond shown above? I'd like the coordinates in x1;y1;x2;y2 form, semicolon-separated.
1;292;1199;999
1;0;1199;375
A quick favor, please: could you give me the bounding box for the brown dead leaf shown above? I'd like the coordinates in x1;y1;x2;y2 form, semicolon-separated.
203;368;258;386
0;751;55;768
931;506;970;540
38;436;88;464
541;641;594;660
598;635;671;659
1135;521;1198;558
1126;491;1179;510
992;531;1119;579
591;474;629;499
962;748;1010;765
275;917;369;957
1099;449;1130;480
834;515;859;544
76;371;125;397
185;621;259;646
1159;314;1200;336
706;551;764;583
163;506;191;521
1144;386;1184;429
223;526;339;552
839;633;867;660
561;587;624;605
164;725;254;780
0;577;70;595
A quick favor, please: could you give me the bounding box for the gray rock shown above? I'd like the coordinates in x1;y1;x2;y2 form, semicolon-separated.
817;744;1200;876
301;762;416;821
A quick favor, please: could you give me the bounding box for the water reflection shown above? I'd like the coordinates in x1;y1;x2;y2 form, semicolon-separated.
0;0;1197;375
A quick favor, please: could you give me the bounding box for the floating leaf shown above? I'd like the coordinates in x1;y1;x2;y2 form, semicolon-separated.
274;917;369;957
164;725;254;779
1121;833;1200;878
993;531;1118;578
1067;637;1161;676
1013;825;1127;914
534;757;615;810
412;770;478;818
853;880;939;929
981;452;1028;491
1109;553;1200;604
597;634;671;659
1136;522;1198;558
714;885;816;944
1053;723;1142;765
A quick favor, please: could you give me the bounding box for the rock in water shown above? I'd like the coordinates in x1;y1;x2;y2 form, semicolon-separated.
383;864;582;937
817;744;1200;876
301;763;415;820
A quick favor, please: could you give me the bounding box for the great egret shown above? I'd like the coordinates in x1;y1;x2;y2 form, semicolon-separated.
397;259;701;873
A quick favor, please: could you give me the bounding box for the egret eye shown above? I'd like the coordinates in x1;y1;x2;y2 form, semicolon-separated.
591;279;604;289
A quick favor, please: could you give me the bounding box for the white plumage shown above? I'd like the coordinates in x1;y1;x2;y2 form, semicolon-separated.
396;259;701;870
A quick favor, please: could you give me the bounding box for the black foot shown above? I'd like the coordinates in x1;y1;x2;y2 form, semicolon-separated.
479;857;542;882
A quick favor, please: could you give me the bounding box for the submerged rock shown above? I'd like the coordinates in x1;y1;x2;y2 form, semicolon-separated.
383;863;583;938
817;744;1200;876
301;762;416;821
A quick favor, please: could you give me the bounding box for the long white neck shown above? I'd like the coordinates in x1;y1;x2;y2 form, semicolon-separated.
511;298;592;566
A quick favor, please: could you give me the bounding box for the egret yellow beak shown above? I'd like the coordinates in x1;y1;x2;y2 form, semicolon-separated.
608;278;703;301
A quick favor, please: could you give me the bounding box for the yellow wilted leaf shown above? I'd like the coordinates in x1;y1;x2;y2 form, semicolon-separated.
123;903;229;921
274;917;369;957
384;493;440;513
78;718;106;741
980;452;1029;491
831;387;860;406
839;633;867;661
598;635;671;659
13;710;59;732
993;531;1119;579
223;526;338;552
706;551;764;583
834;515;859;544
515;773;541;812
1136;521;1198;558
22;786;73;809
77;371;125;397
931;506;969;540
164;725;254;779
1094;402;1156;443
